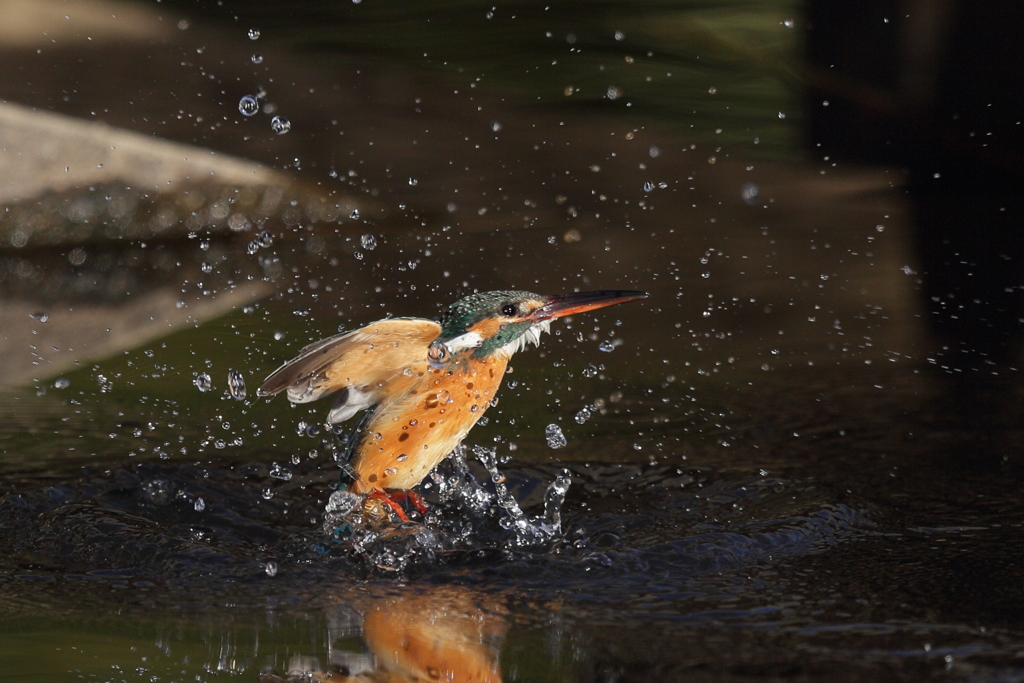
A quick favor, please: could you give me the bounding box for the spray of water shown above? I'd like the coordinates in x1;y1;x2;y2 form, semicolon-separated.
318;437;572;571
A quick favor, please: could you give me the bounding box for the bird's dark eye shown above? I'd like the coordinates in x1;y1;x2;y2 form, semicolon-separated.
501;303;518;317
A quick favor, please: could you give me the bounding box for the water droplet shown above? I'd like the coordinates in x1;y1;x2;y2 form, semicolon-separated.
142;478;175;505
741;182;760;204
265;560;278;577
30;311;49;323
257;230;274;248
606;85;621;100
248;28;260;40
437;389;452;404
194;497;206;512
349;209;360;220
270;115;291;135
545;424;567;449
491;121;502;132
325;490;361;515
238;95;259;117
408;177;418;186
304;423;321;438
384;467;397;476
360;234;377;250
396;454;409;462
53;377;70;390
575;405;595;424
194;373;212;392
582;364;598;378
269;463;292;480
251;54;264;64
227;370;247;400
598;340;615;352
261;486;274;500
643;181;655;192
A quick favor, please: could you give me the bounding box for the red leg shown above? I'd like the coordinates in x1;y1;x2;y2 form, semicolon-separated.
365;490;411;523
388;490;429;515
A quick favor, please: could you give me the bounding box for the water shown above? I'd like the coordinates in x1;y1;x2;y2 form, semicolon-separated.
194;373;213;392
545;423;567;449
238;94;259;117
227;369;247;400
270;115;292;135
0;0;1022;681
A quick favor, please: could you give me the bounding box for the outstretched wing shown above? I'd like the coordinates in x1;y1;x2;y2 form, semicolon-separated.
257;317;441;423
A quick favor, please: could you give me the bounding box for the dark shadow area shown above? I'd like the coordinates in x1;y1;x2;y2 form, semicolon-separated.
806;0;1024;373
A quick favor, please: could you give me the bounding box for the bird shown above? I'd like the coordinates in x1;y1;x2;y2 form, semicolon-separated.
258;289;647;519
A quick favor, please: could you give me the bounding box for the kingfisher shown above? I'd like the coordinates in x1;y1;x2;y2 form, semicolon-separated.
258;289;647;519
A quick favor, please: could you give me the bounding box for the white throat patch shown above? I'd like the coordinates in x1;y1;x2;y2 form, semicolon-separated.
497;320;552;357
444;330;484;355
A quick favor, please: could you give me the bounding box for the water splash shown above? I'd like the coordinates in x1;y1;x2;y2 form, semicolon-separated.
430;445;494;515
543;469;572;532
545;424;567;449
227;370;247;400
317;443;572;571
473;446;571;547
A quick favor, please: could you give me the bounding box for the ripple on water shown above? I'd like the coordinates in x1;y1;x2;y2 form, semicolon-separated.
0;451;873;606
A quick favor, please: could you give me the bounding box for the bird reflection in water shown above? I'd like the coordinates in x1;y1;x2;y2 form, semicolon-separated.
259;588;507;683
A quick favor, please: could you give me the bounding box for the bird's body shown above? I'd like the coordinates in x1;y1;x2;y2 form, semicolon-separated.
259;290;646;499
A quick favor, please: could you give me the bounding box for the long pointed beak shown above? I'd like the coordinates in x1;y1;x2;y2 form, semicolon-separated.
528;290;648;321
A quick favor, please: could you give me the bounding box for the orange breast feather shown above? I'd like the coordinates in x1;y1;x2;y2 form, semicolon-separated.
350;356;509;493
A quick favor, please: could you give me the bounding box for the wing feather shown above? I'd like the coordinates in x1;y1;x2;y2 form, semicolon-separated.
257;318;441;419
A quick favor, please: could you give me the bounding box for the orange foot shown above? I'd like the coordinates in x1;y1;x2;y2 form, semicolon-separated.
387;489;429;516
365;489;428;523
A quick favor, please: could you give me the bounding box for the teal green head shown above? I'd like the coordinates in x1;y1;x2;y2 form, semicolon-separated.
427;289;648;367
